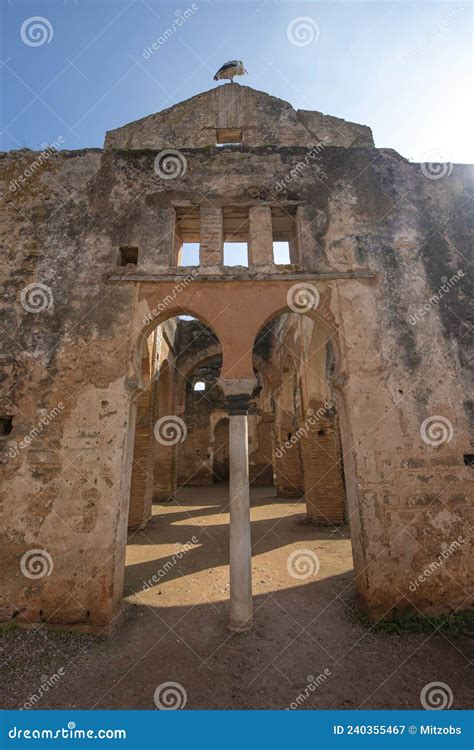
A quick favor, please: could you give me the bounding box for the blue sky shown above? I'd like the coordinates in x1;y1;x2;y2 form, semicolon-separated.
1;0;472;164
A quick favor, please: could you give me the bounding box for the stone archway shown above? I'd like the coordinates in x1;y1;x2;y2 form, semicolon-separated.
125;280;352;633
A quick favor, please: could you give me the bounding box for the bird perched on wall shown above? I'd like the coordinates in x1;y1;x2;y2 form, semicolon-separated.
213;60;247;83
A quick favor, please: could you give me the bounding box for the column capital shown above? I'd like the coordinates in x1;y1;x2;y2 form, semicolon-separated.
218;377;257;416
226;393;251;416
218;377;257;397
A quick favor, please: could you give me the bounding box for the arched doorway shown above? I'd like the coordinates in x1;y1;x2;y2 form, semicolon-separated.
119;279;366;633
251;308;348;526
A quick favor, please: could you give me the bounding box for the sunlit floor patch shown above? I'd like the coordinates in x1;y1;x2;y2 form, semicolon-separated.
124;485;353;608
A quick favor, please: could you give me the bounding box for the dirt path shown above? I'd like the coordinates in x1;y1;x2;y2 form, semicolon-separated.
1;486;472;710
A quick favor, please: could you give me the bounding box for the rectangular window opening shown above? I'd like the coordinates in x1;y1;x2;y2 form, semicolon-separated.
223;242;248;267
118;247;138;266
180;242;200;267
216;128;242;146
463;454;474;467
271;207;297;264
175;207;200;266
273;241;291;265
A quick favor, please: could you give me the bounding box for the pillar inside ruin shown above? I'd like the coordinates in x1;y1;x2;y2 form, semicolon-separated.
227;393;253;632
300;406;346;525
248;205;273;266
219;378;256;632
200;206;223;267
128;388;154;530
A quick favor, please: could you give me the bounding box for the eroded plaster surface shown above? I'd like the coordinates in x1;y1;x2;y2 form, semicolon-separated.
1;85;472;628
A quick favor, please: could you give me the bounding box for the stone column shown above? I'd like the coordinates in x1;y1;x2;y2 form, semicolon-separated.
248;205;273;267
200;206;223;267
220;378;256;632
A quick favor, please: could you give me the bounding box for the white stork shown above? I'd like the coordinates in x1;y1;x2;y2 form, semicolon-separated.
213;60;247;83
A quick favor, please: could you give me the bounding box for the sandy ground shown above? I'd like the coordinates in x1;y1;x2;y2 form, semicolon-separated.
1;485;472;710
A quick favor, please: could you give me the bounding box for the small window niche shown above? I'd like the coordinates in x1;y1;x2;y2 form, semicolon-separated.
271;207;297;264
193;380;206;392
464;454;474;467
216;128;242;147
118;247;138;266
0;416;13;438
175;207;200;266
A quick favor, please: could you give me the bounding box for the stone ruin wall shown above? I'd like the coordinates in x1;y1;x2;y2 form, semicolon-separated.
1;85;472;628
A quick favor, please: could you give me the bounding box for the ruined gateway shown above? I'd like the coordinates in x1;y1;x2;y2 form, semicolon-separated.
0;84;472;634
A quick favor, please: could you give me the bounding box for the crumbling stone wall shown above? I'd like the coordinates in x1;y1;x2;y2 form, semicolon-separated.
1;85;472;630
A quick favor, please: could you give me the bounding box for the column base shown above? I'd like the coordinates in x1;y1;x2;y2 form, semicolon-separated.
229;618;253;633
